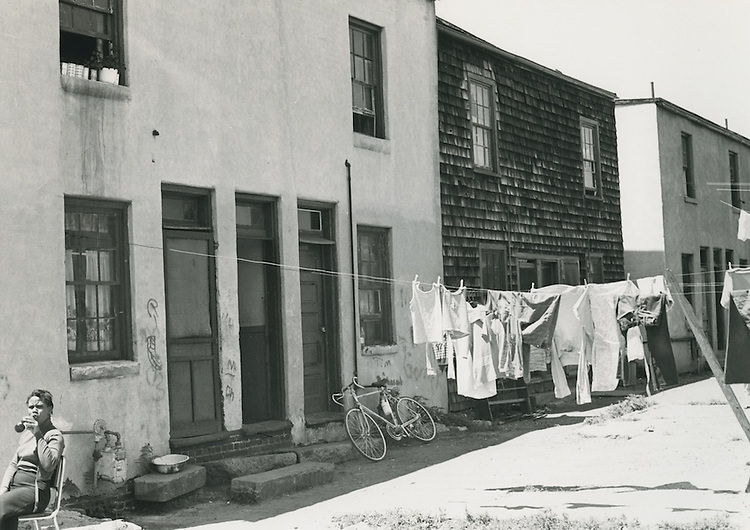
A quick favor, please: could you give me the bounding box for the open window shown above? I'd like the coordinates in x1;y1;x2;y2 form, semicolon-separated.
59;0;124;84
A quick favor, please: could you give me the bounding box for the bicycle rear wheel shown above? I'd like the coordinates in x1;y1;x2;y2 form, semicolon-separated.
345;408;386;461
396;397;436;442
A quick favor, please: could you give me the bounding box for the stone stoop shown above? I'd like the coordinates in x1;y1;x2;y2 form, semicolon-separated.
230;461;335;503
202;452;298;486
294;440;357;464
133;464;206;503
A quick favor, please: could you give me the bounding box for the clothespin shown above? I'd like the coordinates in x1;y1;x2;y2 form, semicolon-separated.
627;273;631;281
436;275;441;287
729;261;733;270
530;282;535;291
584;278;588;285
459;279;464;289
414;274;419;283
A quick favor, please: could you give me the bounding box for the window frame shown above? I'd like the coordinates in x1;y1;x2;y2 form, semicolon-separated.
64;197;131;364
468;74;497;172
356;226;394;347
682;132;695;199
580;117;602;197
59;0;126;85
349;18;385;139
479;243;507;290
681;252;694;306
516;254;580;289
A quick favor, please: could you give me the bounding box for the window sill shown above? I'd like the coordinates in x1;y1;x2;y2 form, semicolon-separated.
60;76;131;101
70;360;140;381
362;344;399;356
353;133;391;154
472;167;499;178
683;195;698;205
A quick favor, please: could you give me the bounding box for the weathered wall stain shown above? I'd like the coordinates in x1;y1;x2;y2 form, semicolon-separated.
144;298;164;393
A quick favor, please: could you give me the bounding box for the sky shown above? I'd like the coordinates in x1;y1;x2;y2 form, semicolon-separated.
434;0;750;138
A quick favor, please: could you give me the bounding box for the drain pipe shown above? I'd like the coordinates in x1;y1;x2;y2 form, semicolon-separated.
345;159;359;378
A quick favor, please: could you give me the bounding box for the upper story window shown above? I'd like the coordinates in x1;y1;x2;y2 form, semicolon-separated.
468;77;496;171
682;132;695;198
580;118;601;196
357;226;393;346
350;19;384;138
59;0;124;85
730;151;741;208
65;198;131;364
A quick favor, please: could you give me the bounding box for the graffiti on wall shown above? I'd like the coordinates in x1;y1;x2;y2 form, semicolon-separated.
224;358;237;402
144;298;164;393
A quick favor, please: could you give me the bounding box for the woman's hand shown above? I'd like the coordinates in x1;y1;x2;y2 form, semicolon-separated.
21;416;40;436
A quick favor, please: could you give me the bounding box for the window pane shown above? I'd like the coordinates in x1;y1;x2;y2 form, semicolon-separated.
65;200;128;363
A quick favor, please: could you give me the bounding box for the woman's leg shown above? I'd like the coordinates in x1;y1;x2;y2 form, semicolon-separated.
0;486;35;530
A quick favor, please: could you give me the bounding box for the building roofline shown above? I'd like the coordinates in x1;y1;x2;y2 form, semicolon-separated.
436;17;616;100
616;97;750;147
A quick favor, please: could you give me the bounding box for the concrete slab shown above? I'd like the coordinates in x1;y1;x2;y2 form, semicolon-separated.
230;461;334;504
202;453;298;485
133;465;206;503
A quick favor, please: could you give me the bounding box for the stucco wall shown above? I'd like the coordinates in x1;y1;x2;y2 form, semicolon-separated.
615;103;666;280
0;0;442;496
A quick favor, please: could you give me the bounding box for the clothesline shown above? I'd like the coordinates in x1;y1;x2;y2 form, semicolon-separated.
129;241;750;291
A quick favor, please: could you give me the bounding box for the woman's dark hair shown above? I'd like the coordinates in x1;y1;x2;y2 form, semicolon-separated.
27;389;54;412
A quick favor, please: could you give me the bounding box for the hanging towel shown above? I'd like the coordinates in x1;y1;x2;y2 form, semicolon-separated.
410;280;442;344
738;210;750;241
725;289;750;384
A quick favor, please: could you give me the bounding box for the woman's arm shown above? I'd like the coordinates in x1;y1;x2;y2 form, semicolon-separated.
36;429;64;475
0;453;19;494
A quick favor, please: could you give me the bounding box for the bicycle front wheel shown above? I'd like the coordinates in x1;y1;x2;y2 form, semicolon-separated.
345;408;387;461
396;397;436;442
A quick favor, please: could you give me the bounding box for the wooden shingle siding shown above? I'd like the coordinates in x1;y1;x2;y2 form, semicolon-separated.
438;24;624;292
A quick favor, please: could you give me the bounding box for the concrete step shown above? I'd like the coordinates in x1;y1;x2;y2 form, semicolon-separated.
202;452;298;486
230;461;335;503
134;464;206;502
294;440;357;464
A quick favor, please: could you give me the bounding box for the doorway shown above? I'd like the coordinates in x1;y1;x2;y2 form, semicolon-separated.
162;189;222;440
236;199;283;424
298;206;338;415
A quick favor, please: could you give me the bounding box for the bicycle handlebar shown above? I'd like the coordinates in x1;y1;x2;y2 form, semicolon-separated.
332;376;386;406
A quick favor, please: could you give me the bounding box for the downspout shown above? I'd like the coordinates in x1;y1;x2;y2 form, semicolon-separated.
345;159;359;377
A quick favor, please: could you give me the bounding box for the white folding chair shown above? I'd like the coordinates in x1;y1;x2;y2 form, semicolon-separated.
19;455;65;530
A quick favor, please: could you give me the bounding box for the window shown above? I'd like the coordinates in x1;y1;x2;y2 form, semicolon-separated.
350;19;384;138
682;133;695;198
357;227;393;346
479;245;507;290
730;151;741;208
713;248;725;349
681;253;694;306
587;255;604;284
517;255;580;290
699;247;712;342
469;77;496;170
65;198;130;363
580;118;601;196
59;0;124;84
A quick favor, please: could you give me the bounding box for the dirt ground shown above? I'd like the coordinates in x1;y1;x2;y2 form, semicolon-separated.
119;393;628;530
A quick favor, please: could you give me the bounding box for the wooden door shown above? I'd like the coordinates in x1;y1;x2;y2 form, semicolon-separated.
164;234;221;439
299;244;330;413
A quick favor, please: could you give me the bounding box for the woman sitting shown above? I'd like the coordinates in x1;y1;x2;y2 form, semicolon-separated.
0;389;64;530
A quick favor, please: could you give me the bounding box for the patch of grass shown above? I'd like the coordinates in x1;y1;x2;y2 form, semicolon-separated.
584;395;650;425
332;509;738;530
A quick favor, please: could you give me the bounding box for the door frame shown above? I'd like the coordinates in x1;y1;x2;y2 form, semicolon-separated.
297;202;340;414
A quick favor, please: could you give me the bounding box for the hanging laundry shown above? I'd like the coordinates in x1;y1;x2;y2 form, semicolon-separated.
616;291;645;361
410;279;442;344
454;329;496;400
488;291;524;380
442;285;470;338
533;284;587;366
468;303;498;387
636;275;673;306
720;268;750;309
637;293;679;387
573;280;638;394
724;289;750;384
738;209;750;241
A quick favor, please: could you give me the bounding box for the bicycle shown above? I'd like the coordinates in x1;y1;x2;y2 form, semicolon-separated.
331;376;436;461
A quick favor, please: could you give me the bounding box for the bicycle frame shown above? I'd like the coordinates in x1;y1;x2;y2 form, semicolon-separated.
349;387;419;431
